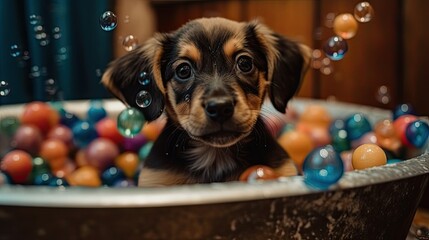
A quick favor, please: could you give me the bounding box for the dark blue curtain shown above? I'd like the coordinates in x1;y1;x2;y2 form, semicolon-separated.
0;0;113;105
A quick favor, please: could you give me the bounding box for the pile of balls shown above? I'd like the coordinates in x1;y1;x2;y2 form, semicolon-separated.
0;100;428;190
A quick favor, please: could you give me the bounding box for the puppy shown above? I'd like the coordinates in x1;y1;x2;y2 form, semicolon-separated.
102;18;310;186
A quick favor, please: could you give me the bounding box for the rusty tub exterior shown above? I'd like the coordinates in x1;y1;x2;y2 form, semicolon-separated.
0;98;428;239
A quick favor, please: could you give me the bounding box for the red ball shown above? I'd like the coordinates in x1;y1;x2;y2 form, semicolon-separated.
85;138;120;171
47;125;74;147
1;150;33;184
95;118;124;144
393;115;418;147
21;101;60;134
11;125;43;156
39;139;69;170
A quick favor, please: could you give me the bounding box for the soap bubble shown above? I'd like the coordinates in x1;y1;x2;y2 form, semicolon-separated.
123;35;139;51
10;44;22;58
29;65;41;78
117;108;145;137
311;49;323;69
138;71;151;86
375;85;391;104
323;36;348;61
354;2;375;23
333;13;358;39
320;58;334;75
52;27;61;39
34;25;50;46
0;81;10;97
99;11;117;31
135;90;152;108
29;15;42;25
124;15;130;24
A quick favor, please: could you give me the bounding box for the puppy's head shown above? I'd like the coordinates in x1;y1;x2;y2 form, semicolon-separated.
102;18;310;147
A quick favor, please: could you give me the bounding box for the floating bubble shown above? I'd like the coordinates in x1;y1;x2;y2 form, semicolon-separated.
55;47;68;63
124;15;130;23
52;27;61;39
375;85;391;104
123;35;139;51
354;2;375;23
45;78;58;99
99;11;117;31
117;108;145;137
302;145;344;189
323;36;348;61
320;57;333;75
34;25;50;46
311;49;323;69
135;90;152;108
29;15;42;25
29;65;41;78
138;71;151;86
333;13;358;39
10;44;22;58
0;81;10;97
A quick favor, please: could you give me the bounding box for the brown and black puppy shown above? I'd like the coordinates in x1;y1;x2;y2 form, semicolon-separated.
102;18;310;186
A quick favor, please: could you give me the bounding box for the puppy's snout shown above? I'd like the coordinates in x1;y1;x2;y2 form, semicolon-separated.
204;97;235;123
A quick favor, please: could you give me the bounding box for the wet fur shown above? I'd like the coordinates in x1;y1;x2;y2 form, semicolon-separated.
102;18;310;186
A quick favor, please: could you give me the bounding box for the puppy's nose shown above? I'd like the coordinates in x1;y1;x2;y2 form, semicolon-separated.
204;97;235;123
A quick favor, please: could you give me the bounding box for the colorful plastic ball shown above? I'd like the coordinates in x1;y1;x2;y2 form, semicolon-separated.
59;108;80;128
113;179;136;187
29;156;50;182
85;138;119;171
66;166;101;187
323;36;348;61
11;125;43;156
352;143;387;170
52;159;76;178
75;149;90;167
138;142;153;161
374;119;402;152
331;129;350;152
405;120;429;148
329;119;346;135
0;116;20;137
101;166;126;186
393;103;415;120
354;2;375;23
115;152;140;178
123;134;147;152
239;165;279;182
47;125;74;147
0;150;33;184
95;118;124;144
345;113;372;141
20;101;59;134
39;139;69;170
48;177;69;187
33;173;53;185
393;114;418;147
141;118;166;141
278;130;314;170
72;121;99;148
333;13;359;39
87;100;107;123
302;145;344;189
299;104;332;129
117;108;145;137
351;131;377;149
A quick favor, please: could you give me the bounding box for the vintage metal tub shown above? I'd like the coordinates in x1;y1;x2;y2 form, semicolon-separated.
0;98;428;240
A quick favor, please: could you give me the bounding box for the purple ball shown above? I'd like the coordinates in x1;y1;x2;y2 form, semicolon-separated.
11;125;43;156
85;138;119;171
123;134;147;152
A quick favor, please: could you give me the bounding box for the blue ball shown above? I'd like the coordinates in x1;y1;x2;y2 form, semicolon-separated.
59;108;80;128
406;120;429;148
33;173;53;186
393;103;416;120
101;166;126;186
48;177;69;187
345;113;372;141
72;121;99;148
303;145;344;190
387;159;402;164
87;100;107;123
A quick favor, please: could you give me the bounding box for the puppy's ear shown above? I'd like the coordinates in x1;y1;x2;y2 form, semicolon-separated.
251;22;311;113
102;35;167;121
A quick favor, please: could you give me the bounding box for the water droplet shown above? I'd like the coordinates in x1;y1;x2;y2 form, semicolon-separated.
52;27;61;39
99;11;117;31
138;72;151;86
123;35;138;51
29;15;42;25
354;2;374;23
323;36;348;61
375;85;391;104
135;90;152;108
0;81;10;97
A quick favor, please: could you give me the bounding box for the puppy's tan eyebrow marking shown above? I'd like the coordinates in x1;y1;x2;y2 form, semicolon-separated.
178;43;201;64
223;38;243;59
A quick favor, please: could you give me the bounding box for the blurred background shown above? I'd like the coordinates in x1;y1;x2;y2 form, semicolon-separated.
0;0;428;116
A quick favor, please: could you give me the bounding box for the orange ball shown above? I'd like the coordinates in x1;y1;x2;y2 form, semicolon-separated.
352;144;387;170
374;119;401;152
66;166;101;187
39;139;69;169
239;165;279;182
1;150;33;183
333;13;359;39
95;118;124;144
141;118;166;141
278;130;314;170
52;159;76;178
115;152;140;178
21;101;60;134
299;104;331;129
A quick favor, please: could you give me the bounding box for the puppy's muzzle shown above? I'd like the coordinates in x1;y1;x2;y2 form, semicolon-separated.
203;96;235;124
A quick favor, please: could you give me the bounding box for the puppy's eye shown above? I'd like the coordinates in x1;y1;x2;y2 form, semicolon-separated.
175;62;193;81
236;55;253;73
